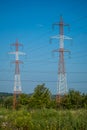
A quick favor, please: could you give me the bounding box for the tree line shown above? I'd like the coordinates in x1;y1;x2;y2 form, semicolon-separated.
0;83;87;110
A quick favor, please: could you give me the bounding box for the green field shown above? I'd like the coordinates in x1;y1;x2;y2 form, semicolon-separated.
0;108;87;130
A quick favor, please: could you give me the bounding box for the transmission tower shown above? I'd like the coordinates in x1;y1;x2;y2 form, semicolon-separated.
50;16;72;102
9;39;25;109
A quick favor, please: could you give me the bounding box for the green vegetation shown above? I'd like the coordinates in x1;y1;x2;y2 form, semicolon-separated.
0;84;87;129
0;108;87;130
0;84;87;110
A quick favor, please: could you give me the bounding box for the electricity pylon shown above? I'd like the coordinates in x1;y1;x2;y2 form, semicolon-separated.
9;39;25;109
50;16;72;102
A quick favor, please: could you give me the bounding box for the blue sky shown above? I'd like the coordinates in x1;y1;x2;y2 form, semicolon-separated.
0;0;87;94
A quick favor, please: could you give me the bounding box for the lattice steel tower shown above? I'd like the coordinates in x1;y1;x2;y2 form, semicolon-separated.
50;16;72;102
9;39;25;109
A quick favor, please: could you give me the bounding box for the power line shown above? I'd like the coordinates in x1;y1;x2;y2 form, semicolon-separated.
0;79;87;84
0;69;87;73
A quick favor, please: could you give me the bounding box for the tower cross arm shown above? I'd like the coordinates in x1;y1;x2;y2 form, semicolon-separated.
18;51;26;55
8;52;16;55
8;51;26;55
50;35;61;40
50;35;72;44
52;23;60;30
11;60;23;64
11;43;23;46
63;35;72;40
64;24;70;32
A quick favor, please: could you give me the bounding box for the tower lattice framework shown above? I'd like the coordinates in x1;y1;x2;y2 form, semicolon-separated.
9;39;25;109
50;16;72;102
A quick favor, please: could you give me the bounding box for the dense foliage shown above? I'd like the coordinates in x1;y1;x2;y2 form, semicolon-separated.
0;108;87;130
0;84;87;110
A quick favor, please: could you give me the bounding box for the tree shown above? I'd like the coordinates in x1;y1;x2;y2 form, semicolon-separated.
61;89;83;109
19;93;29;105
28;84;51;109
4;96;13;109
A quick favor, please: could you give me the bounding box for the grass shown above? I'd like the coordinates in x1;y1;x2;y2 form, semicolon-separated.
0;108;87;130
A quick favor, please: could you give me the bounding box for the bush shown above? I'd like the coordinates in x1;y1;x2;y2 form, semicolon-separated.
0;108;87;130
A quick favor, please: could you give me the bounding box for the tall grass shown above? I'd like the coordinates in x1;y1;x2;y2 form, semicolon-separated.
0;108;87;130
